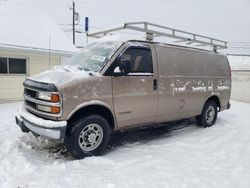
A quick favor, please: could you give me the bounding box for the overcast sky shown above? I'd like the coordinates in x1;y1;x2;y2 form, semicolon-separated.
13;0;250;54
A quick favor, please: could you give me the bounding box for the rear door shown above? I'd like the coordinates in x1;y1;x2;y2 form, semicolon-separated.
111;44;159;128
155;45;182;122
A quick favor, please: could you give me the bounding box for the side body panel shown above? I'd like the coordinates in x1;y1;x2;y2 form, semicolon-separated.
154;45;181;122
59;76;114;121
155;44;231;122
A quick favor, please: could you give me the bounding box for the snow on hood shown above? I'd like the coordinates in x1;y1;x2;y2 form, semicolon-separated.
30;66;97;88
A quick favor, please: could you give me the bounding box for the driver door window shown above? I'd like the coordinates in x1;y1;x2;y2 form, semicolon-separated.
121;48;153;74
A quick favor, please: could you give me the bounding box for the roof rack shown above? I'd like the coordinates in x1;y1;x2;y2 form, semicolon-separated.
87;22;227;52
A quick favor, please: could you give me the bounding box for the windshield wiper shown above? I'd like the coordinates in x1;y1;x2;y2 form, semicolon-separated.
60;66;70;72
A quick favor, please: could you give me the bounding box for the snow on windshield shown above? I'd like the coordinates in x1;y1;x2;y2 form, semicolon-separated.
62;40;123;72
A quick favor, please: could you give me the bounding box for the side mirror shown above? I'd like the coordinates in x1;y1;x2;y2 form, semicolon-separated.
119;59;131;75
114;67;121;74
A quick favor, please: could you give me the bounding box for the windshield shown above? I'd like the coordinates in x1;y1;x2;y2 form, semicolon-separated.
61;40;123;72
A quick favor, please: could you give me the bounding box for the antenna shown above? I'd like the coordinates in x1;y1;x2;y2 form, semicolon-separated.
49;35;51;68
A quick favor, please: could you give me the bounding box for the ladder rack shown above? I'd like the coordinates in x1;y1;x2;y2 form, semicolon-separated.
87;22;227;52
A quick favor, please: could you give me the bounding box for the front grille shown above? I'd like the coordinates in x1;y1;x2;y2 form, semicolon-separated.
23;86;62;117
25;100;36;109
24;88;37;98
24;88;38;113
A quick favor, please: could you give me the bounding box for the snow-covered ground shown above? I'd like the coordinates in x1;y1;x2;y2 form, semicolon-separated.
0;101;250;188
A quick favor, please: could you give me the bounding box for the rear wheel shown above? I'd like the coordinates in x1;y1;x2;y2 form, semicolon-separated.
64;115;111;159
196;100;218;128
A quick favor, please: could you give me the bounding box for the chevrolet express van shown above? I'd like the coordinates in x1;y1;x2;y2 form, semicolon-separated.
15;24;231;159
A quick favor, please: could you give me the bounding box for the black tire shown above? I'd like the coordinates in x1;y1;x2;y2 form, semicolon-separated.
196;100;218;128
64;115;111;159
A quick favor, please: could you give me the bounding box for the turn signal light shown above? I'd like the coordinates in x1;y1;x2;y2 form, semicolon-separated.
37;105;60;114
51;94;60;102
51;106;60;114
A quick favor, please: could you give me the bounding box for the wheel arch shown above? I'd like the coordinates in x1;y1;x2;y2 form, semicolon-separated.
204;95;221;110
67;101;116;130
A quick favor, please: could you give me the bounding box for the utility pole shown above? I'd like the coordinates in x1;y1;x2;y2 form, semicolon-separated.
69;1;81;45
72;1;76;45
85;17;89;44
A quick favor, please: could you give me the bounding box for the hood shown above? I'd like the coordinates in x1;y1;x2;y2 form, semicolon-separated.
29;66;95;89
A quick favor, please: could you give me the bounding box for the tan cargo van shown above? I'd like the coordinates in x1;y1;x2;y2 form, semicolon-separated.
15;22;231;158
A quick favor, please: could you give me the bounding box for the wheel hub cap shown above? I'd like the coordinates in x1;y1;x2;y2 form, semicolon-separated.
87;133;96;143
206;106;215;124
78;123;103;152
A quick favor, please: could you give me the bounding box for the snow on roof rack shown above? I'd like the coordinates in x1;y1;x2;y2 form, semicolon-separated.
87;22;227;52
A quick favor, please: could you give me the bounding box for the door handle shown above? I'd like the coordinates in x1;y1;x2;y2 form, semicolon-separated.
153;79;158;90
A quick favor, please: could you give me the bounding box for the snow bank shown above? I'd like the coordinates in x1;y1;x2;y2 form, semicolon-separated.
0;1;77;53
0;101;250;187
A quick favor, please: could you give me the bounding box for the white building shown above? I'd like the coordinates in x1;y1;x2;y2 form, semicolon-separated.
228;55;250;103
0;2;77;102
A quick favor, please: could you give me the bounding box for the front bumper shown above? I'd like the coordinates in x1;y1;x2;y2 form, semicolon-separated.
15;103;67;139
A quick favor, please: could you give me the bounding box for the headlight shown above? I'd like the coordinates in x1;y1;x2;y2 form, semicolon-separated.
37;92;60;102
37;104;51;112
37;104;60;114
37;92;50;101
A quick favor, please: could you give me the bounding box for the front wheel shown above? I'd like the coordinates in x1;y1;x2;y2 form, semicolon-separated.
64;115;111;159
196;100;218;128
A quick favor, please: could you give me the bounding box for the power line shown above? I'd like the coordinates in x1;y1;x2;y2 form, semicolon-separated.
76;1;250;29
230;42;250;44
228;47;250;49
25;0;250;31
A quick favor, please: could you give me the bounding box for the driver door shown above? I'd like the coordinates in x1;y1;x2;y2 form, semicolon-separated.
111;45;158;128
